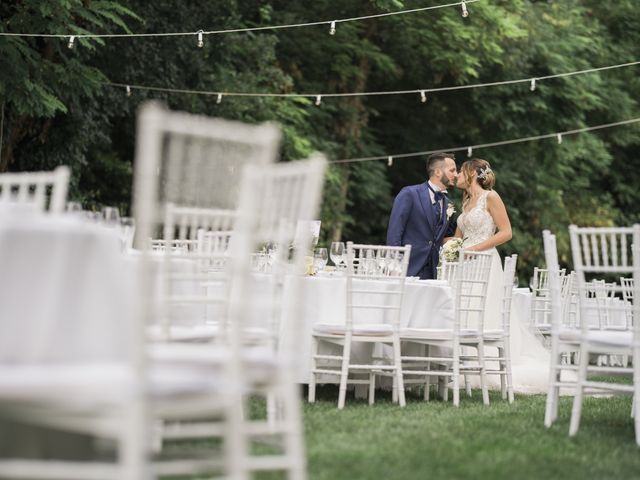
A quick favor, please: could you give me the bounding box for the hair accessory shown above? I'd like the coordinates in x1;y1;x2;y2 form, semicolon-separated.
477;166;492;180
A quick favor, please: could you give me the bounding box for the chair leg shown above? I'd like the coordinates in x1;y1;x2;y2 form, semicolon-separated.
498;346;507;400
464;374;472;397
308;336;318;403
423;345;430;402
503;341;514;404
338;336;352;409
544;359;559;428
369;373;376;406
393;337;406;407
569;345;589;436
453;346;460;407
392;374;398;404
478;342;490;406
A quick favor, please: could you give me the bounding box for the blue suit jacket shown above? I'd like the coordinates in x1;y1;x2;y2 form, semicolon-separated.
386;182;452;279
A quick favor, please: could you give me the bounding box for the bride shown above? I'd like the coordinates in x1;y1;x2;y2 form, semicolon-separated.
455;158;551;394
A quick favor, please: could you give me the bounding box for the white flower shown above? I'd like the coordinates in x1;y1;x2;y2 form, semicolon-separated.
446;202;455;219
441;237;464;262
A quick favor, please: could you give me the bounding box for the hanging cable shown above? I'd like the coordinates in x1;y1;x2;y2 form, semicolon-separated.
0;1;480;40
106;59;640;101
328;117;640;164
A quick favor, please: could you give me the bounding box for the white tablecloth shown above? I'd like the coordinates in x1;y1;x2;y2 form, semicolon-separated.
287;275;455;382
0;215;135;364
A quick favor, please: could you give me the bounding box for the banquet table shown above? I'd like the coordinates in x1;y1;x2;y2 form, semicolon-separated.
0;212;136;459
285;275;455;383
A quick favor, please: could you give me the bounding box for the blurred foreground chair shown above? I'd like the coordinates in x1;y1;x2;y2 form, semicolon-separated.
0;166;70;213
567;225;640;444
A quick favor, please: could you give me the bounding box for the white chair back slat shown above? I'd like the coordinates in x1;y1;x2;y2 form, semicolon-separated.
344;242;411;331
454;251;492;331
0;166;69;213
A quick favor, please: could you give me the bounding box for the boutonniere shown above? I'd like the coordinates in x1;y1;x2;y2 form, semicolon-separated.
446;203;455;220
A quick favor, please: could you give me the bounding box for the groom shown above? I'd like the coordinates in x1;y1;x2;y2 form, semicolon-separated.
386;152;457;279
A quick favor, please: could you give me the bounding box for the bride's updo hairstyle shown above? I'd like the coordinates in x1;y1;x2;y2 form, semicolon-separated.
461;158;495;190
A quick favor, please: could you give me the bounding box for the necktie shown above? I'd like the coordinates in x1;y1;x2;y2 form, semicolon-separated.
428;186;446;221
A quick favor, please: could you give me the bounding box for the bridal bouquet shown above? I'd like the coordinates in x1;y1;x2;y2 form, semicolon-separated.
441;237;464;262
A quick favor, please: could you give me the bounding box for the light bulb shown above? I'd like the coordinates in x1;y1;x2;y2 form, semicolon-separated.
216;93;222;104
68;36;75;49
388;156;393;166
461;1;469;18
530;78;537;91
329;21;336;35
467;147;473;157
420;90;427;103
315;95;322;106
557;133;563;144
126;85;131;97
197;30;204;48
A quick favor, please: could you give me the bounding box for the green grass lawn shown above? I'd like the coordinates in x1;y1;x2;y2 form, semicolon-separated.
281;386;640;480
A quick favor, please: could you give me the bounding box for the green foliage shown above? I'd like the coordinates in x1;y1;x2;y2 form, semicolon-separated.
2;0;640;280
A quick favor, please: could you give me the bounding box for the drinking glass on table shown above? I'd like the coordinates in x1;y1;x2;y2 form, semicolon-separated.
314;248;328;273
101;206;120;226
330;241;345;269
66;201;82;213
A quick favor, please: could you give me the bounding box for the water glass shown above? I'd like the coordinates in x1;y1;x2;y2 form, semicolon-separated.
314;248;328;273
102;206;120;226
330;241;345;269
66;201;82;212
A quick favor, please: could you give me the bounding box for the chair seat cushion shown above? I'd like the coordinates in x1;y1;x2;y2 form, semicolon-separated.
313;323;393;336
400;328;481;340
586;330;633;348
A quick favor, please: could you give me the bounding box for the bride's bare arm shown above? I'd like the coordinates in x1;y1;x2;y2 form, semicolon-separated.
466;191;512;251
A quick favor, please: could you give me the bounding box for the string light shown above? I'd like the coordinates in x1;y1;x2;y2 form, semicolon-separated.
197;30;204;48
557;133;562;144
461;1;469;18
126;85;131;97
1;1;480;41
106;60;640;102
530;78;537;91
388;156;393;166
329;21;336;35
216;93;222;104
420;90;427;103
67;35;75;49
467;147;473;157
315;95;322;106
329;117;640;164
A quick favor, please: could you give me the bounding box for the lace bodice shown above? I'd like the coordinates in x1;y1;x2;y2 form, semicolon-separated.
457;190;496;248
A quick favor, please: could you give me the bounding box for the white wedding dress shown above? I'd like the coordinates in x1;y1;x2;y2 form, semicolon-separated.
458;190;552;394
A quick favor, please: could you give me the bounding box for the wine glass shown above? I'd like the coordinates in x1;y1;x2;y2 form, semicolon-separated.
330;242;345;269
314;247;328;273
66;201;82;213
101;206;120;226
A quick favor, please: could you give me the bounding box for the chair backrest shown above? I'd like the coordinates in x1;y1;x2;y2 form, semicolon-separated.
453;250;493;332
132;101;281;249
543;230;565;336
343;243;411;331
0;166;70;213
228;155;327;353
568;224;640;334
500;254;518;333
530;266;567;329
437;260;458;284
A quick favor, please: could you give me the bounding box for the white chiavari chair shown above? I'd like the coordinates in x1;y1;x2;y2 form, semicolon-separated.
399;251;493;407
0;166;70;214
543;230;582;427
530;266;567;337
309;243;411;409
567;225;640;445
480;254;518;404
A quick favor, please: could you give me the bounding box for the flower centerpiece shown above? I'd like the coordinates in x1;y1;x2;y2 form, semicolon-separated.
440;237;464;262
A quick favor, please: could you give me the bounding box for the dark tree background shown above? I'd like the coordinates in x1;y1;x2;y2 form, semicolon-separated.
1;0;639;281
